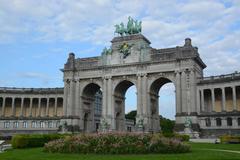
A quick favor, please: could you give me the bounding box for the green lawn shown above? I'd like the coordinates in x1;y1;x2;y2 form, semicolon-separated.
0;143;240;160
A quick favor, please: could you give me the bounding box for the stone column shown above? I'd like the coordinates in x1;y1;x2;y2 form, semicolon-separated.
142;74;147;115
196;89;201;114
54;97;58;116
75;79;80;117
63;80;69;116
221;87;226;111
20;98;24;117
29;98;33;117
67;79;75;116
102;77;107;117
175;71;181;114
11;97;15;117
189;69;196;114
232;86;237;111
142;74;153;132
107;77;114;130
211;88;215;112
37;98;41;117
46;98;49;117
1;97;5;117
181;70;187;113
200;89;204;112
137;74;142;115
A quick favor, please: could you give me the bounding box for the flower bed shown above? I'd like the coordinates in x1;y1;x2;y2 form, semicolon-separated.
44;133;191;154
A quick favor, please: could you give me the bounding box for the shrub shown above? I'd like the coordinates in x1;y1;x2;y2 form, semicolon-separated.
160;133;190;142
174;134;190;142
11;134;65;149
44;133;190;154
220;135;240;144
149;137;190;153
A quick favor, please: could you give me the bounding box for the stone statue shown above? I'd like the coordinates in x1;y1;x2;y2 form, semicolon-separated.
127;16;134;35
184;117;192;128
136;118;144;132
114;24;124;36
100;118;110;132
118;42;133;58
101;47;112;55
114;16;142;36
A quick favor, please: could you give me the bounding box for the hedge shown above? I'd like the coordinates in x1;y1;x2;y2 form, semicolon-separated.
162;133;190;142
220;135;240;144
11;134;65;149
44;133;191;154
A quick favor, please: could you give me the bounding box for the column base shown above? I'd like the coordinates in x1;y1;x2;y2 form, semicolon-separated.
175;115;200;133
136;115;160;133
60;117;81;133
99;115;116;132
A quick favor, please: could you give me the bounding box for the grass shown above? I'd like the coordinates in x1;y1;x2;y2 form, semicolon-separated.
0;143;240;160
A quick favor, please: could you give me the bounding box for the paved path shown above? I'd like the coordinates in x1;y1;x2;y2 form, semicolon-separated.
202;149;240;154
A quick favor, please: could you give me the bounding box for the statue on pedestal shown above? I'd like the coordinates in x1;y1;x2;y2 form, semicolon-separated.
114;16;142;36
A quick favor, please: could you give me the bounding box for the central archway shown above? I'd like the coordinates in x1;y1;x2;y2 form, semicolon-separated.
113;80;136;131
81;83;102;133
149;77;176;132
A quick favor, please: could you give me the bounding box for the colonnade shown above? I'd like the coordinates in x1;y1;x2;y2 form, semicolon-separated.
0;96;63;117
199;85;240;112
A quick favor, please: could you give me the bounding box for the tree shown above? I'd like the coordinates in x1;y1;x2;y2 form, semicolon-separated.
160;116;175;136
125;110;137;123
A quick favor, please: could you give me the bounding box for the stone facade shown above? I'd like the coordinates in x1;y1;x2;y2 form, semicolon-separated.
62;34;205;133
0;88;63;136
0;33;239;137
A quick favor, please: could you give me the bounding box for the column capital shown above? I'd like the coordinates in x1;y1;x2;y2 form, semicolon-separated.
73;78;80;82
189;68;195;72
136;73;141;77
174;70;180;74
231;85;236;89
103;76;112;80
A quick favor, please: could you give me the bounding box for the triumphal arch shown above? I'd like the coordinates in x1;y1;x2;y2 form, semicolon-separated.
0;17;239;136
62;17;206;133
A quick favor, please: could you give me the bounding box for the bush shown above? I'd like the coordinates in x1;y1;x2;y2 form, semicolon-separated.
174;134;190;142
149;136;190;153
44;133;190;154
11;134;65;149
160;117;175;135
220;135;240;144
161;133;190;142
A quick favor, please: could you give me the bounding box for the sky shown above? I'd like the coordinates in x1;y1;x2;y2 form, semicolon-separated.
0;0;239;120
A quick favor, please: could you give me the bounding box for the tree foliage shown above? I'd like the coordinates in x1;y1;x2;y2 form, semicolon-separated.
160;116;175;135
125;110;137;123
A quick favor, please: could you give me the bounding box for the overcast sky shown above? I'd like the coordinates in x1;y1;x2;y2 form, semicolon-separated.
0;0;239;119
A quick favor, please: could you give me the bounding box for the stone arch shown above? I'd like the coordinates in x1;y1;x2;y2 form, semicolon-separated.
148;76;176;132
148;75;176;92
113;79;137;131
112;77;137;92
81;82;102;132
80;80;102;93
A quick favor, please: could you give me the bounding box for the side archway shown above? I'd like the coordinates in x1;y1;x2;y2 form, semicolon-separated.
81;83;102;133
149;77;176;132
113;80;137;131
